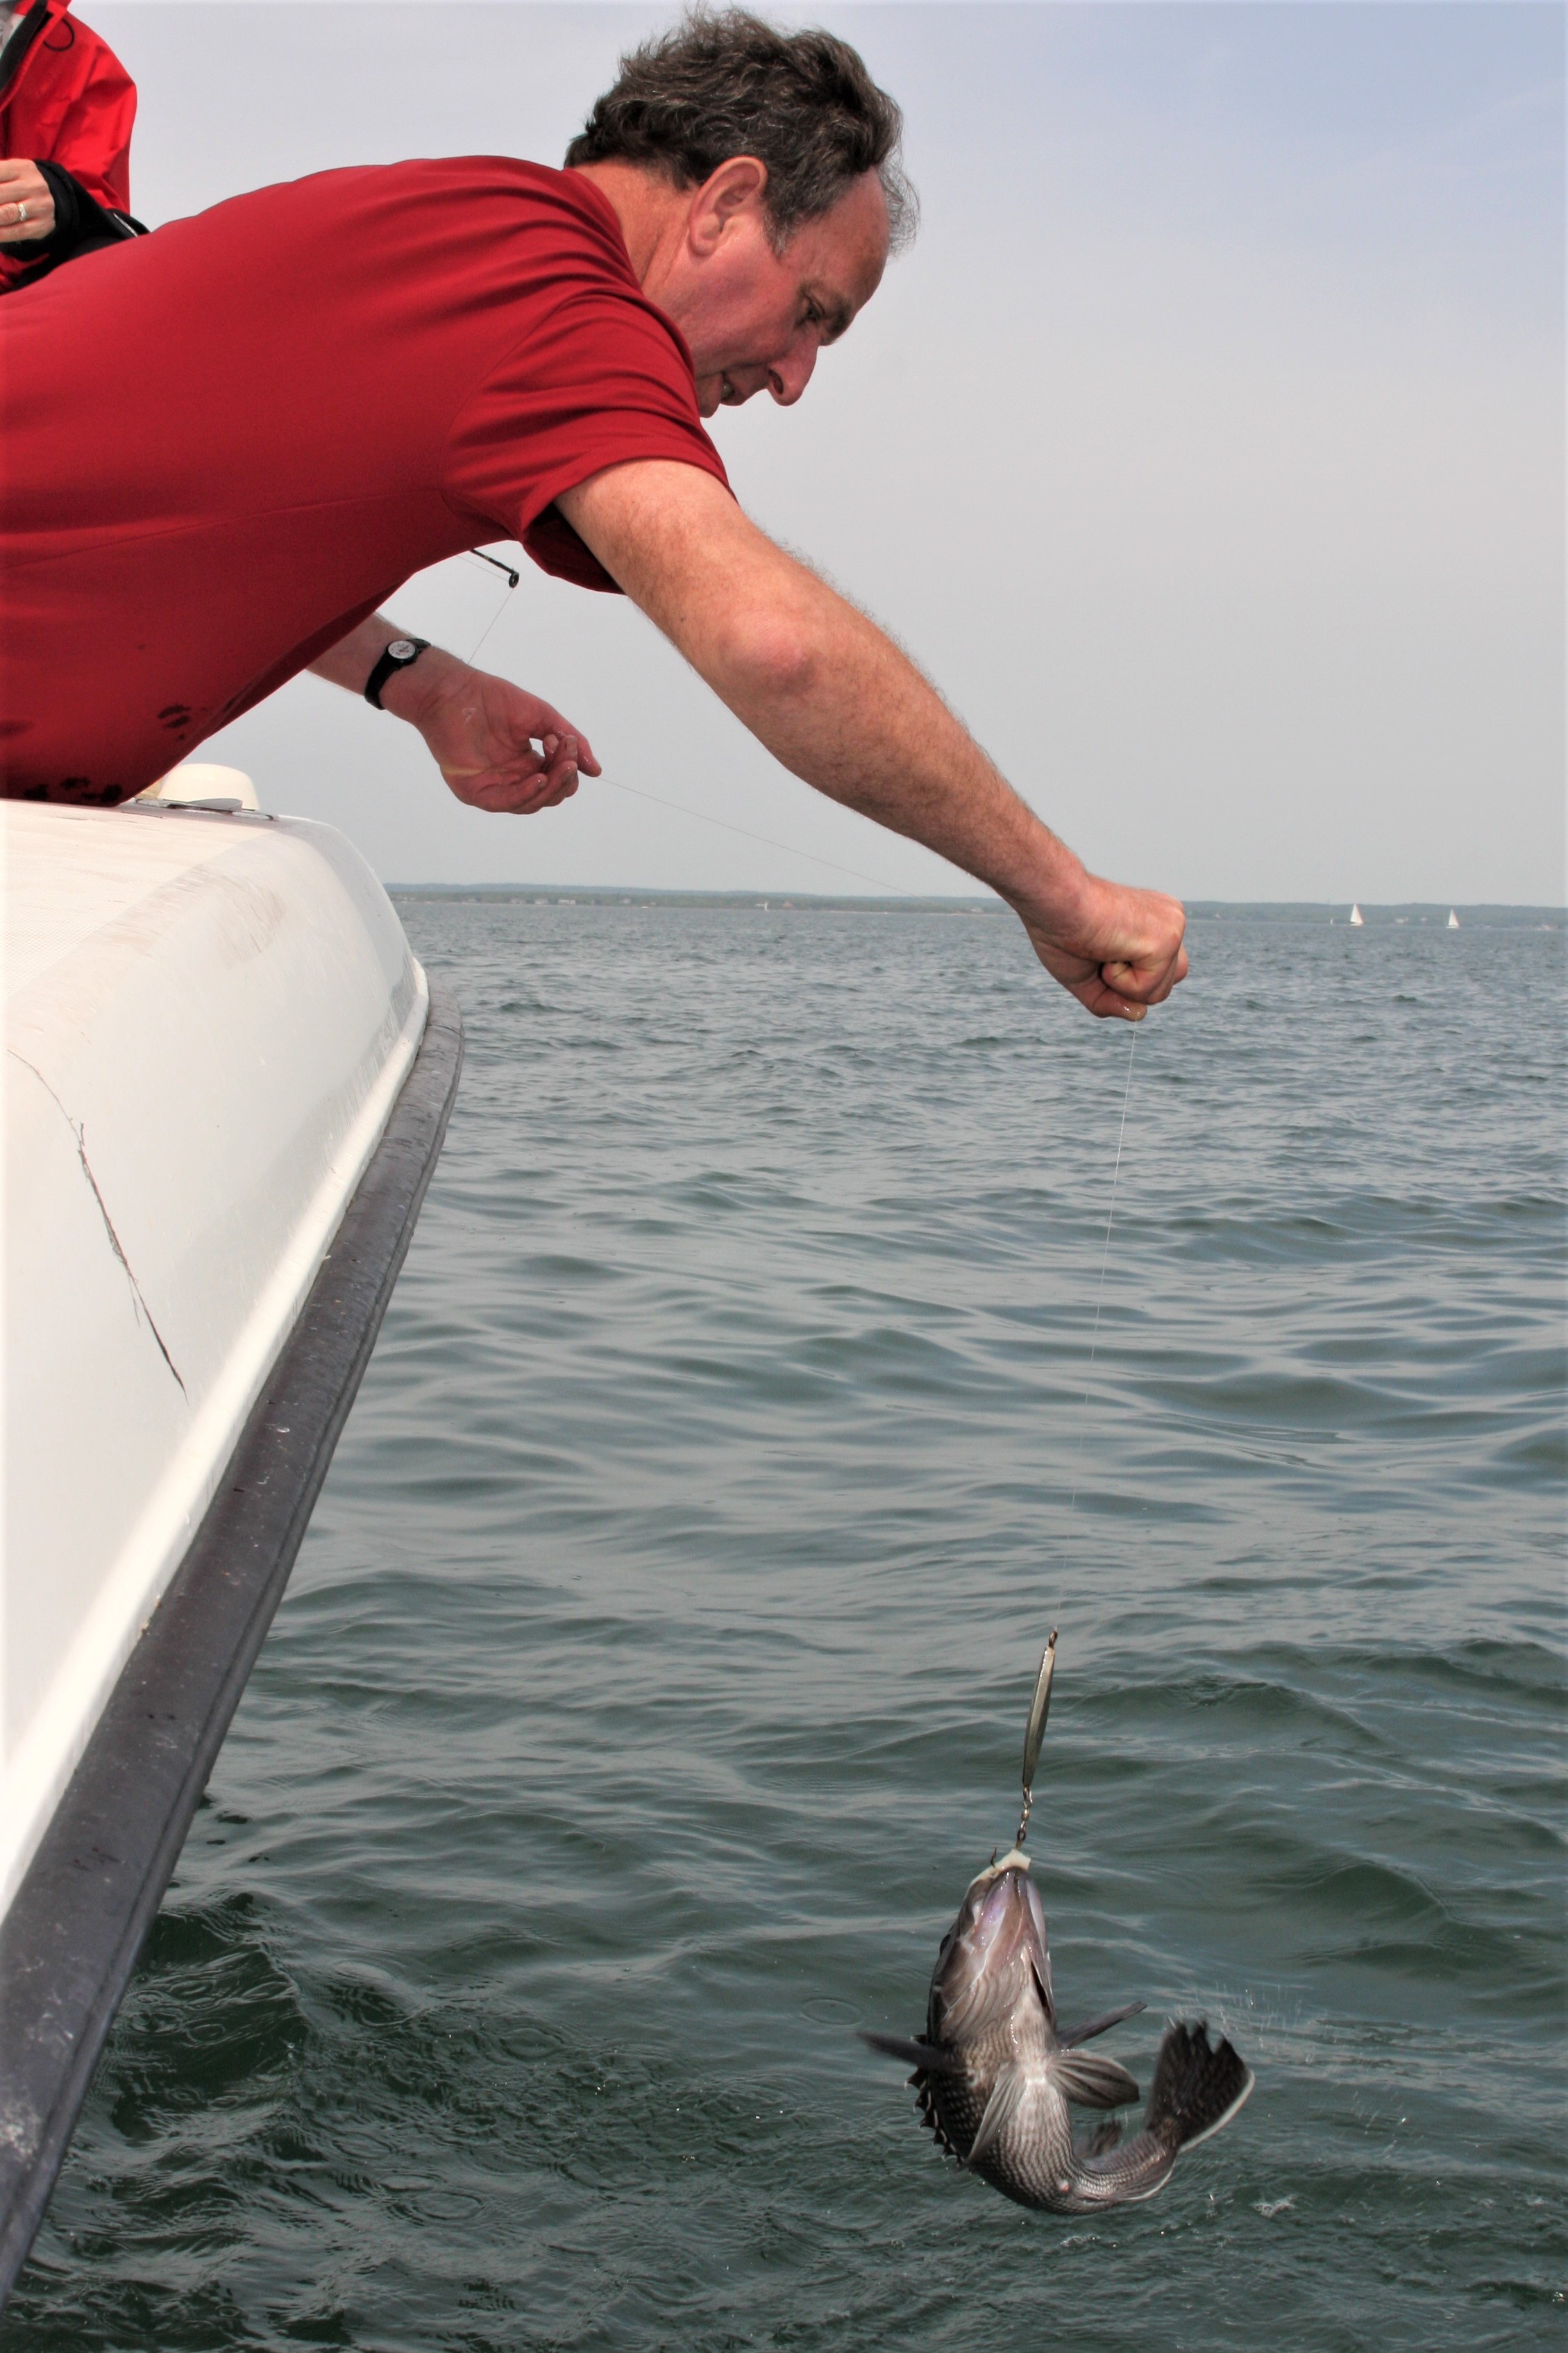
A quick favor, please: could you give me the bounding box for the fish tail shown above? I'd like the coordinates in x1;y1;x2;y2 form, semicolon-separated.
1147;2021;1254;2154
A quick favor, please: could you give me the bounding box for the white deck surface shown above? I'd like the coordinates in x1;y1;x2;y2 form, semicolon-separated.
3;801;428;1917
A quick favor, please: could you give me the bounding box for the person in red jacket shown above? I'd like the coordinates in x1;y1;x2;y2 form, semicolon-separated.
0;0;140;292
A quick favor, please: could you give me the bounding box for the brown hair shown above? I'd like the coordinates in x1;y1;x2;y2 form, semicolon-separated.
566;8;916;253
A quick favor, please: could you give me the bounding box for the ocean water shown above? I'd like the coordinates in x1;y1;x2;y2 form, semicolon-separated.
4;901;1563;2351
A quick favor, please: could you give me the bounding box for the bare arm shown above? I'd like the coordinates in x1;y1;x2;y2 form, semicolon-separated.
309;613;599;813
557;463;1186;1019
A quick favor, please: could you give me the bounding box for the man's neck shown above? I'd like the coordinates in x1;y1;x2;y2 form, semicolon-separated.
568;160;684;290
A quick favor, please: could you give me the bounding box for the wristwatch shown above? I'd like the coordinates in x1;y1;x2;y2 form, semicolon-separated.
364;636;432;710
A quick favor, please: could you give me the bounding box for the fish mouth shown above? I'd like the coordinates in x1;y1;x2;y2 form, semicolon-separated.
952;1850;1049;1973
965;1848;1031;1897
931;1849;1052;2045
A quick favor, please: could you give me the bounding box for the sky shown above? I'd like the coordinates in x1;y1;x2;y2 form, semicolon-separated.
92;1;1565;902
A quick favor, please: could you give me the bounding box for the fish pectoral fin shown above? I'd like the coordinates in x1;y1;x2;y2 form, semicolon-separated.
1053;2049;1141;2110
1059;2000;1146;2049
964;2061;1030;2170
857;2031;963;2078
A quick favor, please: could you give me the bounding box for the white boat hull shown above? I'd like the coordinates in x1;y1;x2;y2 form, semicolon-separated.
4;801;425;1917
1;797;462;2298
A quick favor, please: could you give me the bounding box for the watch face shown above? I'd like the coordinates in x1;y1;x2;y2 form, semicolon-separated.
387;639;419;661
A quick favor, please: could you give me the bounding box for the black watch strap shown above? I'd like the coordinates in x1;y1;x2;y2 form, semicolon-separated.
364;636;431;710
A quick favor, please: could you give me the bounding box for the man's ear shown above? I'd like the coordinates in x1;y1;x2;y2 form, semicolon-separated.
686;155;770;257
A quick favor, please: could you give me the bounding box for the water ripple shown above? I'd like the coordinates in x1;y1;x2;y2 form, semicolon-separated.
6;907;1564;2351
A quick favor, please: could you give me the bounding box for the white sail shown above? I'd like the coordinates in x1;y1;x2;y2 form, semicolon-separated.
1349;903;1364;926
1447;908;1460;928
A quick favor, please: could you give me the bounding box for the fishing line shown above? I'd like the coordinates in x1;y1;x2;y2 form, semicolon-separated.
596;773;909;897
461;550;521;668
1018;1030;1136;1843
451;549;909;894
1065;1025;1138;1518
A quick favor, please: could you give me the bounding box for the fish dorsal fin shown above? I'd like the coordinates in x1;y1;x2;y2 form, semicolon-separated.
966;2061;1029;2170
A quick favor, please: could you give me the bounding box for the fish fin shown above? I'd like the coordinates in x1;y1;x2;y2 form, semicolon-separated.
965;2061;1029;2170
1074;2128;1179;2203
1059;2000;1146;2048
1147;2021;1254;2152
1077;2118;1122;2159
858;2031;963;2078
916;2074;960;2157
1029;1950;1056;2025
1054;2049;1141;2110
1065;2026;1254;2208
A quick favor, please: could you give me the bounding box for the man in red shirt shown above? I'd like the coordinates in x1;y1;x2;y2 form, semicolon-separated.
0;10;1186;1021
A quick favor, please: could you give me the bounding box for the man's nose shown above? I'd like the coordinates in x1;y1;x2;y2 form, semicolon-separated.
767;337;818;407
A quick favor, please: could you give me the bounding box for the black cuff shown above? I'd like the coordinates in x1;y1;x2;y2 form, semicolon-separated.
33;160;82;249
28;163;144;268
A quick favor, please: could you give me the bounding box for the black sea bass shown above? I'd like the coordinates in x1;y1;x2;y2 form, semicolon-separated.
863;1635;1254;2214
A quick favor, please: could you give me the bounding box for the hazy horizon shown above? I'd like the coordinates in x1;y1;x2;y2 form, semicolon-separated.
379;885;1564;920
95;1;1565;905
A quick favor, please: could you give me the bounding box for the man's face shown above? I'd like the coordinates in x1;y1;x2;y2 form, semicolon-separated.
668;170;891;418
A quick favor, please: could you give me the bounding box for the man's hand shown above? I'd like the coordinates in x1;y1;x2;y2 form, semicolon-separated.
1021;871;1188;1022
308;620;598;812
559;460;1188;1021
382;648;599;813
0;160;55;244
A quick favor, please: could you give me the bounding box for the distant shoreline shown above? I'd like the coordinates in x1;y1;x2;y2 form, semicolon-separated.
387;886;1565;927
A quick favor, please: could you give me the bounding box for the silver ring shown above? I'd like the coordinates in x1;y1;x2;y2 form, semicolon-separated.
15;203;26;224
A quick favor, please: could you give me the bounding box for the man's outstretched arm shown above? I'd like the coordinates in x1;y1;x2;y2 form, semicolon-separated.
558;462;1186;1020
309;614;600;812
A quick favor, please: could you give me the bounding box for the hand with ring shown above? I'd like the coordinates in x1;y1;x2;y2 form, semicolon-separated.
0;158;55;244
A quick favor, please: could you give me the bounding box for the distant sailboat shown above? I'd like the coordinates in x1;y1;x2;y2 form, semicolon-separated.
1447;908;1460;928
1349;903;1364;926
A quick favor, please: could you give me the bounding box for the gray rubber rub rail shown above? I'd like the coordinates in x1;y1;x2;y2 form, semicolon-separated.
0;983;464;2304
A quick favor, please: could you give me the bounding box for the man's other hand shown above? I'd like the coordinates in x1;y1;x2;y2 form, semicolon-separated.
1022;873;1188;1023
0;159;56;243
380;650;600;813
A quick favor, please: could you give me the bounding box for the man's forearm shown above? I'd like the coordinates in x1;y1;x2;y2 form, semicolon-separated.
559;461;1186;1018
307;613;464;721
559;467;1084;930
307;613;403;694
702;573;1080;930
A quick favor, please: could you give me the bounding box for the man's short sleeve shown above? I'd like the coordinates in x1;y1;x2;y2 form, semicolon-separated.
440;201;731;593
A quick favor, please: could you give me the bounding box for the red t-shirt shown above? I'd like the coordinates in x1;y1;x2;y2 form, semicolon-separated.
0;156;730;801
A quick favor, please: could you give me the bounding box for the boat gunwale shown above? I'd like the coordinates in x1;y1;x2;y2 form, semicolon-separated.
0;982;464;2306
